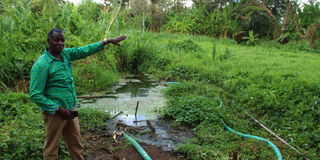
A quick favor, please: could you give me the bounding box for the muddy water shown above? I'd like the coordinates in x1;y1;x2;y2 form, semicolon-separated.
79;75;193;151
80;75;165;123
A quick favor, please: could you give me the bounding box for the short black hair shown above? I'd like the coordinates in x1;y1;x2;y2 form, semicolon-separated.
48;28;65;40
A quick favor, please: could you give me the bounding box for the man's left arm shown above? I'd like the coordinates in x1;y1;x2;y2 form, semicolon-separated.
66;35;127;61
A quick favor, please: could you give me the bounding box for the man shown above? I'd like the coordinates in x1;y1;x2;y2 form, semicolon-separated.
30;28;126;160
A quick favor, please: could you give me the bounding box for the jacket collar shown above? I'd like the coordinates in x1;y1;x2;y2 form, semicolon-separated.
44;48;63;62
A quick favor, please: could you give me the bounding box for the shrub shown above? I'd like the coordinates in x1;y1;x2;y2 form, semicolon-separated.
167;39;203;53
107;32;156;72
164;81;221;99
163;94;222;127
0;92;43;159
78;107;110;134
283;40;320;53
74;63;118;93
176;143;229;160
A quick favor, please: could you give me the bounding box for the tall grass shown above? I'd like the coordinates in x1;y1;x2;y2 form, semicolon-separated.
0;0;126;91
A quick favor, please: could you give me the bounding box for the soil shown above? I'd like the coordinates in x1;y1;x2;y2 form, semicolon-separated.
83;132;186;160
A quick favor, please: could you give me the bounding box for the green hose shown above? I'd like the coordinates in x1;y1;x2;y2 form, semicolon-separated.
215;97;283;160
221;120;282;160
123;133;152;160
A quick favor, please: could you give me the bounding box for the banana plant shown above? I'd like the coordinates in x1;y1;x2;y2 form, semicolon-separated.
242;30;259;46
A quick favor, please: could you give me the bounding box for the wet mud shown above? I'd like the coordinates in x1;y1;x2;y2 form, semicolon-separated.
83;132;185;160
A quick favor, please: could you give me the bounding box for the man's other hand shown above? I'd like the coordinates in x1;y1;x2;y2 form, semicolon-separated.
104;35;127;46
56;107;73;120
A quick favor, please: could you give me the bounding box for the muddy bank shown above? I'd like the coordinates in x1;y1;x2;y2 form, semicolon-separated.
83;132;185;160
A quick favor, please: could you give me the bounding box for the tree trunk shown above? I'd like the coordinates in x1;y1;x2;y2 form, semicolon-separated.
293;3;301;34
281;0;291;34
306;23;319;49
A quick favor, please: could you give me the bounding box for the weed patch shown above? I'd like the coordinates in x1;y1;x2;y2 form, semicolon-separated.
167;39;203;53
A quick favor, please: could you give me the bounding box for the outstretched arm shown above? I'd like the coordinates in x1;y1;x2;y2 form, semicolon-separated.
66;35;127;61
103;35;127;46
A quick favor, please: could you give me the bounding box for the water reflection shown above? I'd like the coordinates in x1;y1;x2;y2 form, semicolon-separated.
115;75;156;97
79;75;166;120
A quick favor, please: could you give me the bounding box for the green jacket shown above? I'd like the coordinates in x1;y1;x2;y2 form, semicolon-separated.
30;42;104;114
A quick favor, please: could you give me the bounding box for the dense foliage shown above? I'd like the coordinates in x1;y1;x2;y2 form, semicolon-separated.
0;0;120;91
1;0;320;91
0;92;43;159
122;0;320;49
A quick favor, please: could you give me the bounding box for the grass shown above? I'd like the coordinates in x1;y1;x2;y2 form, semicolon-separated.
111;31;320;159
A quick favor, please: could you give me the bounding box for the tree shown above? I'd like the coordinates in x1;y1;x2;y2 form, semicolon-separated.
300;2;320;49
129;0;150;31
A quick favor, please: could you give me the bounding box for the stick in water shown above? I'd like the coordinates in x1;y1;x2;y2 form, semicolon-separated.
110;111;123;120
135;101;139;123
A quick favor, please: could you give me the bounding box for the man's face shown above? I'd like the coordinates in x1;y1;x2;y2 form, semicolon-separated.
48;31;64;54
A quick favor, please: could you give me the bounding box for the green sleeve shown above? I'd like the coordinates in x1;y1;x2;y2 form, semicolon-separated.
64;41;104;61
29;61;59;113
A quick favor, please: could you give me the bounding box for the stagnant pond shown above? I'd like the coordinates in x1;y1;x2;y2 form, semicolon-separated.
79;74;192;151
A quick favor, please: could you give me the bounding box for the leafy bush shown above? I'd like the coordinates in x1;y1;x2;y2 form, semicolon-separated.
177;143;229;160
0;92;43;159
78;107;110;134
164;81;222;99
167;39;203;53
74;63;118;93
107;31;156;72
165;64;200;81
163;94;222;127
146;54;172;72
283;40;320;53
242;30;259;46
219;48;234;61
161;11;194;33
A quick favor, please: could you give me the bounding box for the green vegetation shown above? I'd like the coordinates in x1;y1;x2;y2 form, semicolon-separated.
0;92;43;159
78;107;110;133
107;31;319;159
141;35;319;159
1;0;320;159
0;0;120;91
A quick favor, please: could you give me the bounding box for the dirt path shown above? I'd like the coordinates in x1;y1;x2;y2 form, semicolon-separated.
83;133;185;160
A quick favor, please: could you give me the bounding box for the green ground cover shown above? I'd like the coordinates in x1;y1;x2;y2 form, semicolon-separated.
119;32;319;159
